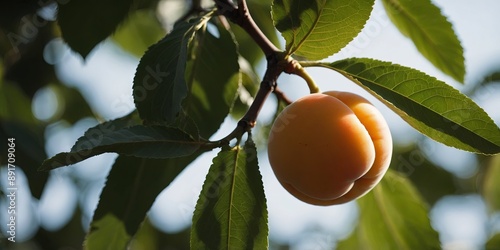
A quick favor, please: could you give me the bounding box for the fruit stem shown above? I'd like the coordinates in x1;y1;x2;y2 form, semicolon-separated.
284;59;320;93
298;61;321;67
300;68;320;94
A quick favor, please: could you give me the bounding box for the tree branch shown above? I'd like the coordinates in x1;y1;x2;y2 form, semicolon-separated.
273;87;293;105
212;0;287;144
240;53;282;127
215;0;279;56
216;54;283;145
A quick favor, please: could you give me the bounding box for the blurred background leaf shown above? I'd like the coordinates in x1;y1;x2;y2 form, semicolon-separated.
0;79;35;124
381;0;465;83
337;170;440;250
85;152;204;249
112;9;165;58
486;233;500;250
482;154;500;212
392;146;457;205
58;0;135;58
130;218;190;250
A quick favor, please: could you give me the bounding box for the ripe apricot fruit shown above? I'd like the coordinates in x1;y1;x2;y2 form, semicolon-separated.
267;91;392;205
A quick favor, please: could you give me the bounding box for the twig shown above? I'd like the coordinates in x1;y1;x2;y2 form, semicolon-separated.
211;0;286;144
215;0;279;56
273;87;293;105
240;53;282;127
187;0;316;146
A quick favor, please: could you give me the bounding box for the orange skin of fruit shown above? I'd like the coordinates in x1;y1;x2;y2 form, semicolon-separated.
267;91;393;205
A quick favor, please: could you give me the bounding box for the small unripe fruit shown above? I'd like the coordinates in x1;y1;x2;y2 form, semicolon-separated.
267;91;392;205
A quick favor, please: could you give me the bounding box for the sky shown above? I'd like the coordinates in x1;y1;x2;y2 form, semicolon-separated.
3;0;500;248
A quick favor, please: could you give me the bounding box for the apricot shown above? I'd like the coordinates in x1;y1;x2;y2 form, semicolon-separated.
267;91;392;205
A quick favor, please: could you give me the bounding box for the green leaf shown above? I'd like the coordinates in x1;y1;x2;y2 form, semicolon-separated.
272;0;374;60
128;218;161;250
191;137;268;249
381;0;465;82
306;58;500;154
58;0;135;58
0;81;35;124
337;170;440;250
69;125;199;156
480;71;500;85
133;15;210;123
183;21;240;139
231;57;260;120
84;152;202;249
393;146;456;205
486;234;500;250
85;214;129;250
39;118;202;171
112;9;165;57
482;155;500;212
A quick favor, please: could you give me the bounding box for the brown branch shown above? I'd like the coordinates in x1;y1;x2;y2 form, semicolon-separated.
215;0;279;56
214;49;284;145
240;53;282;127
211;0;286;144
273;87;293;105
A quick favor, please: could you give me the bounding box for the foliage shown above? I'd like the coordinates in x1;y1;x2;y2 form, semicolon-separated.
337;170;440;250
1;0;500;249
272;0;374;60
191;137;268;249
381;0;465;83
